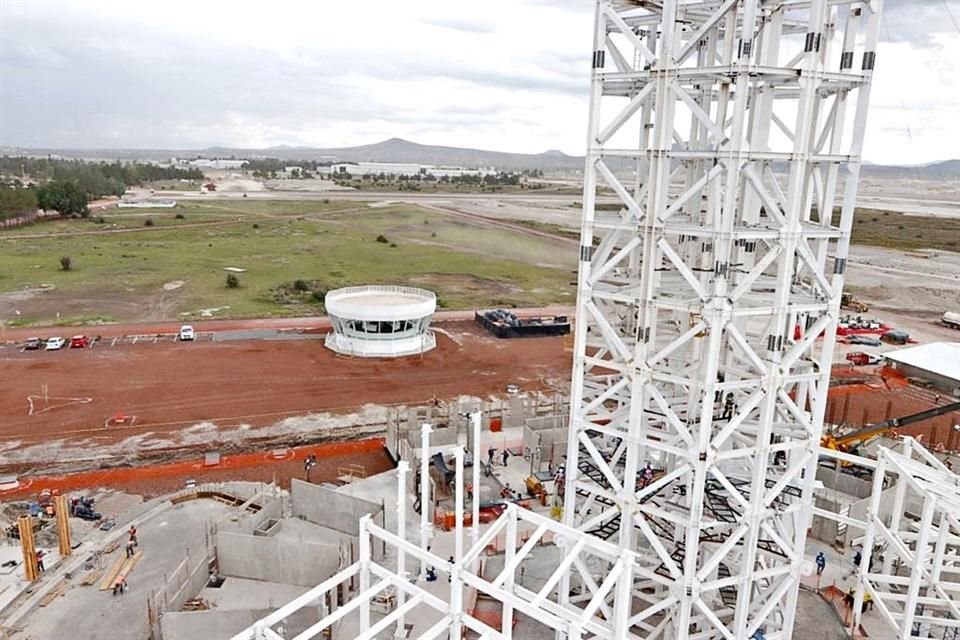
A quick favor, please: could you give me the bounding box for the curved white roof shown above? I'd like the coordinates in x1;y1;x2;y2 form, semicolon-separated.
325;285;436;322
883;342;960;382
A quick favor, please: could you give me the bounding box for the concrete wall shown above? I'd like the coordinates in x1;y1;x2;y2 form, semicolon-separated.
810;495;841;545
165;553;213;613
216;530;340;587
816;466;873;499
291;479;382;537
219;495;282;534
894;363;960;396
386;393;570;460
161;607;321;640
522;424;567;470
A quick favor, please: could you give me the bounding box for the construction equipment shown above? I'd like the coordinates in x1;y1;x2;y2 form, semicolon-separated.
942;311;960;330
430;452;456;488
821;400;960;456
841;293;869;313
69;496;102;521
881;329;910;345
37;489;59;518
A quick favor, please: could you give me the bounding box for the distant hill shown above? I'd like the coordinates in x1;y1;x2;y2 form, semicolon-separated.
3;138;959;178
860;159;960;180
201;138;582;171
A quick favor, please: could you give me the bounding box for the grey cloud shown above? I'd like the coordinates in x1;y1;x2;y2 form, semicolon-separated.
0;4;592;149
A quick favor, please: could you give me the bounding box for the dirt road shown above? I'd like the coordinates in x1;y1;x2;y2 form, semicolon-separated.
0;320;571;471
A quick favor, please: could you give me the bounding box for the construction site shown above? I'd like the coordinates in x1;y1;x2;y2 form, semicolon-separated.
1;1;959;640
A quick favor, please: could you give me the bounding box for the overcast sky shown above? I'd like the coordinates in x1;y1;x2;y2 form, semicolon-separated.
0;0;957;165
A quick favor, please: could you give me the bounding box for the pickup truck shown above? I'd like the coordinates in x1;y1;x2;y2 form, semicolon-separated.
943;311;960;330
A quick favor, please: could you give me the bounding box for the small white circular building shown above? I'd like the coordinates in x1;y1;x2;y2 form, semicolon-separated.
324;285;437;357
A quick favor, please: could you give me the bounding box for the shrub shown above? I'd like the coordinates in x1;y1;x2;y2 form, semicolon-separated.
226;273;240;288
59;256;72;271
252;223;259;229
144;218;155;227
390;242;398;248
376;234;389;244
312;290;325;302
431;232;437;238
293;279;310;292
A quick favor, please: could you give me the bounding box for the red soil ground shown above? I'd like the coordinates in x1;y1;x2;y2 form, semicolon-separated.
0;439;394;501
0;319;570;451
825;365;960;450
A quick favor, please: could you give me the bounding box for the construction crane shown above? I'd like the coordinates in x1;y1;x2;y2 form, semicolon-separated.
821;400;960;456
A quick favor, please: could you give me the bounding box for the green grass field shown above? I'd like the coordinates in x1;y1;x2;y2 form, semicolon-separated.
0;200;576;325
846;208;960;253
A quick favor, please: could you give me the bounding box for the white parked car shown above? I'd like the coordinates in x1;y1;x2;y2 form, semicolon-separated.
45;337;66;351
179;325;195;341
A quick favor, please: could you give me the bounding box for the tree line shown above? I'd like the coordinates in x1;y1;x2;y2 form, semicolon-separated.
0;157;204;220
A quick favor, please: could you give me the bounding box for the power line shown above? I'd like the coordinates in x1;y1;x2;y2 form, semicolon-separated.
880;11;914;143
941;0;960;34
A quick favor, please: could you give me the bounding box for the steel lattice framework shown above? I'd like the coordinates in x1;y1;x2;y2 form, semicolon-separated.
854;441;960;639
561;1;882;639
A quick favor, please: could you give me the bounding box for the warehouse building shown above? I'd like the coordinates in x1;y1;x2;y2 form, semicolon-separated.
883;342;960;396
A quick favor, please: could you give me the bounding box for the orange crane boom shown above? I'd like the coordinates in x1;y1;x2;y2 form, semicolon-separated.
821;400;960;453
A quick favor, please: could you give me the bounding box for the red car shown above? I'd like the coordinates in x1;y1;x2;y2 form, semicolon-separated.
845;351;880;366
70;335;90;348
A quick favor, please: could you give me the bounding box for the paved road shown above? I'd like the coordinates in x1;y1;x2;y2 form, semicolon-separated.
0;305;576;342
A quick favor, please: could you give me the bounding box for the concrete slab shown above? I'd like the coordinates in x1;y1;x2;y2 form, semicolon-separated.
197;577;308;611
14;499;237;640
0;544;62;613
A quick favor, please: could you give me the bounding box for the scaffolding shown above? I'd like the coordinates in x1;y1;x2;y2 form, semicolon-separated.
562;1;881;639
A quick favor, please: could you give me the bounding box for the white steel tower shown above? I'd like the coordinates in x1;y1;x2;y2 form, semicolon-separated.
563;1;882;639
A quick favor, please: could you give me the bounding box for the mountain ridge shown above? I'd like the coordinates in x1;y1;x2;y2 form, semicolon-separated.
2;138;958;178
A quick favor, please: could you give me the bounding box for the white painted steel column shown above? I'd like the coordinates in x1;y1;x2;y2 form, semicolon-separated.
359;514;372;632
502;505;517;639
395;461;409;637
901;497;936;639
419;423;432;581
559;0;606;620
450;447;465;640
471;412;482;545
853;452;887;632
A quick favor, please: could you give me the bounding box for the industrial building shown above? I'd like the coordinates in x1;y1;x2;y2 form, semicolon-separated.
327;162;489;179
884;342;960;396
183;159;247;170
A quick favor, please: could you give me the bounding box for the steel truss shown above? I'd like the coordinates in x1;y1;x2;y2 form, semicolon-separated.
843;439;960;639
232;456;659;640
563;1;881;639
